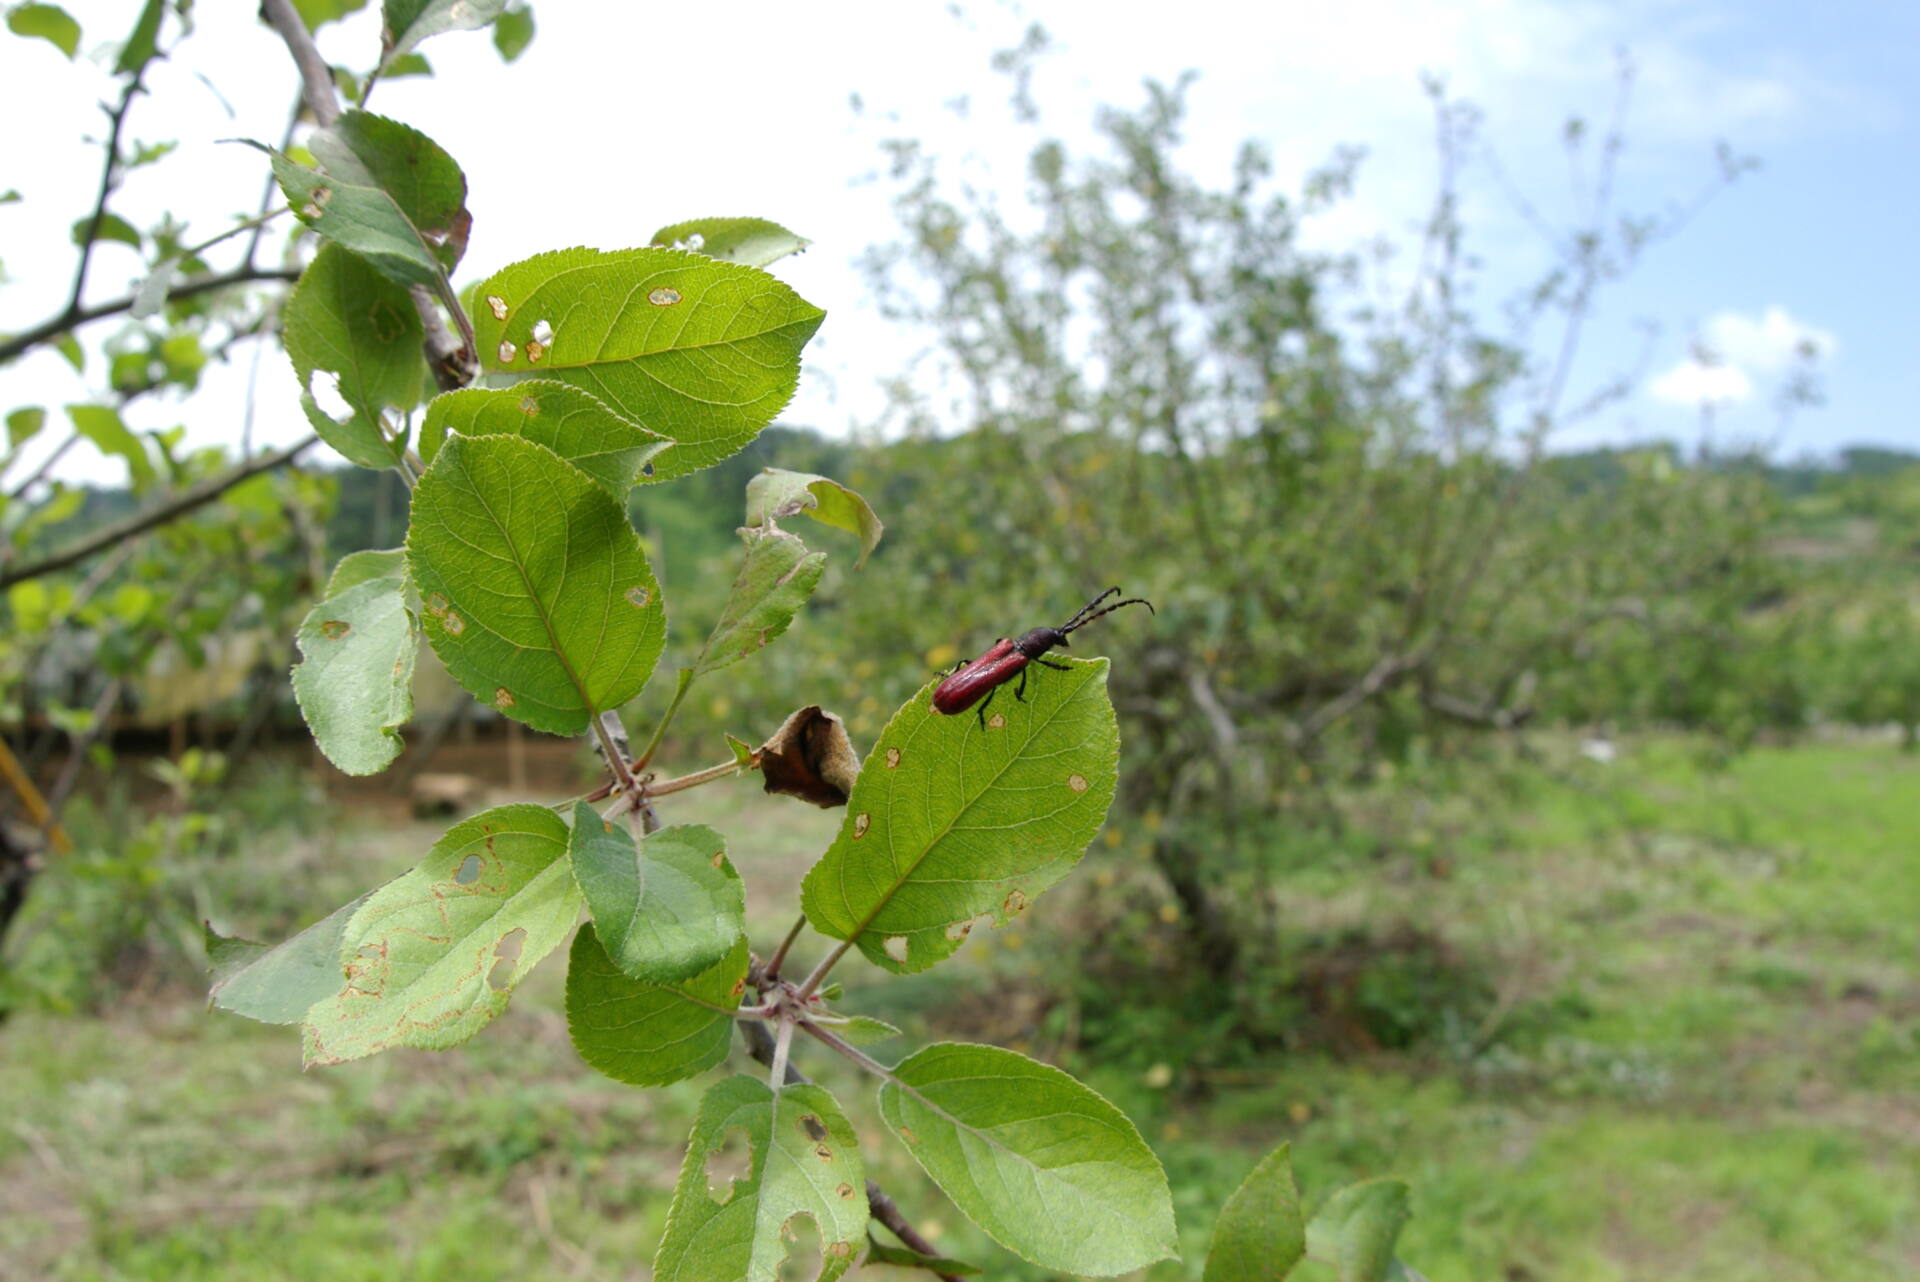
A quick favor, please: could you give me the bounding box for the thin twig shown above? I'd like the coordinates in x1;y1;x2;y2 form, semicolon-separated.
764;915;808;981
0;265;302;365
67;72;146;317
260;0;339;127
0;435;318;590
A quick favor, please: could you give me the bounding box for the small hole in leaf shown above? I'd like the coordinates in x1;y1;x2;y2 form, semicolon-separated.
641;461;656;478
1003;889;1028;916
648;286;682;306
883;936;909;962
485;294;508;321
705;1126;754;1204
776;1211;821;1282
486;927;526;991
798;1114;828;1142
813;1144;832;1160
853;813;871;839
454;854;483;885
531;318;554;345
497;339;516;363
836;1182;855;1199
943;919;973;942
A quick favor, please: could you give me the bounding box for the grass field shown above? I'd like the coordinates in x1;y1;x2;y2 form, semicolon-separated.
1;736;1915;1280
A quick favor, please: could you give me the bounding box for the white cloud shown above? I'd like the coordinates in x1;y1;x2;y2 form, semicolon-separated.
1649;359;1754;406
1648;305;1835;407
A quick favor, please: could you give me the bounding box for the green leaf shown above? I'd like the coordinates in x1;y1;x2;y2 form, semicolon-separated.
381;0;505;68
800;658;1117;974
302;804;581;1065
7;4;80;58
564;923;745;1087
326;546;407;596
53;333;83;372
206;893;373;1025
71;212;140;249
862;1237;982;1275
470;247;824;480
877;1042;1176;1276
260;110;468;288
113;0;163;75
291;0;369;30
745;468;883;568
5;407;45;451
291;574;418;776
284;243;422;470
1305;1179;1413;1282
692;529;825;677
407;433;666;734
569;810;744;984
67;403;154;488
381;51;432;78
654;1076;868;1282
130;255;181;319
1204;1142;1306;1282
491;5;533;60
650;217;811;269
419;382;670;491
819;1014;900;1047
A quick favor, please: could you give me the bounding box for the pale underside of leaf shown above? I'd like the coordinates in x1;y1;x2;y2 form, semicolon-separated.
291;574;418;776
653;1076;868;1282
302;804;581;1065
564;924;747;1087
207;892;373;1025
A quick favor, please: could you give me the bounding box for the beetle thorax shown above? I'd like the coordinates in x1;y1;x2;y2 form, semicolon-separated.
1014;627;1067;659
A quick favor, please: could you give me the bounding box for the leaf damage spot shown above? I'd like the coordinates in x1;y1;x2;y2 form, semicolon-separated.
813;1144;833;1161
943;918;973;942
1003;889;1029;917
882;935;909;962
486;927;526;991
426;593;449;616
524;340;545;364
731;975;748;998
485;294;508;321
799;1114;829;1142
530;318;554;345
319;619;351;640
625;585;652;609
704;1126;754;1205
987;712;1007;729
648;286;682;306
836;1182;855;1199
495;687;516;709
453;854;483;885
711;850;726;869
828;1240;853;1260
518;394;540;416
443;611;465;636
852;813;871;839
1068;773;1089;792
898;1125;918;1145
884;747;901;769
497;339;516;363
641;461;656;478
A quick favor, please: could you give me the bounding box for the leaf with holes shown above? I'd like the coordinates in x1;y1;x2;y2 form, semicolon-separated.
407;432;666;734
800;657;1116;973
291;573;418;775
745;468;882;568
650;217;811;268
1204;1142;1306;1282
259;109;467;288
1305;1179;1414;1282
206;892;372;1025
301;804;581;1065
691;529;825;678
419;382;670;492
564;924;747;1087
284;243;421;469
877;1042;1176;1276
654;1076;868;1282
570;810;744;984
469;247;824;479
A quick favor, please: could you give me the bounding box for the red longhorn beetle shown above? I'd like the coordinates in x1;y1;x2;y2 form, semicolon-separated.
933;587;1154;725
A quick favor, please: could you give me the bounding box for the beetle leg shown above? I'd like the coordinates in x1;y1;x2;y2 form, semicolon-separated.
1014;666;1029;702
1037;658;1071;671
975;685;996;728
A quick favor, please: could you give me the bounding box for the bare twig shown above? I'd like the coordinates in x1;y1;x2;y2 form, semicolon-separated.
259;0;339;128
0;265;301;366
0;435;318;590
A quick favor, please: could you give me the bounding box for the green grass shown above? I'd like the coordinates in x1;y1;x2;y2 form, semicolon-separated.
1;736;1915;1280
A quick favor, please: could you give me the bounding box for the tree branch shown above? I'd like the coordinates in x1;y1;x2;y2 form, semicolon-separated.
259;0;339;128
0;435;319;590
0;265;301;366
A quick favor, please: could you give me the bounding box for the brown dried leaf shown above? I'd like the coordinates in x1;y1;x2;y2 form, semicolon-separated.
757;705;859;808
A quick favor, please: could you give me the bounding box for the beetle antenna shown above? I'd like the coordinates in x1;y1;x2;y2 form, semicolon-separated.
1061;594;1153;634
1060;587;1122;631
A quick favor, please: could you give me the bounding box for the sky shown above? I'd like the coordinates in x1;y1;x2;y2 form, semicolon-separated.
1;0;1914;489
